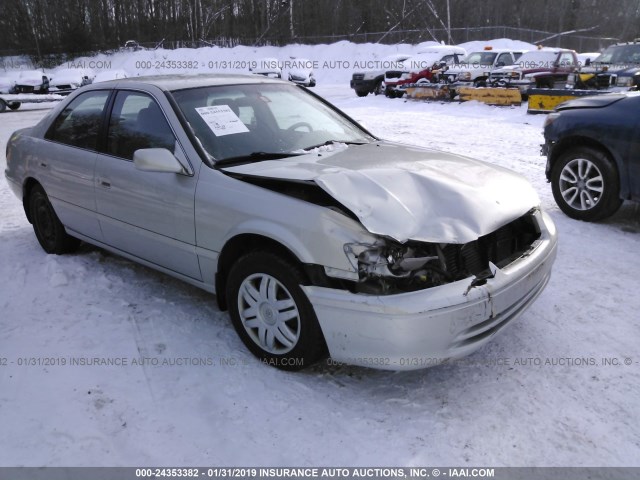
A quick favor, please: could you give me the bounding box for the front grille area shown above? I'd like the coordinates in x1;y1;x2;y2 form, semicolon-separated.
442;212;541;279
352;74;364;81
351;211;542;295
16;85;35;93
596;74;614;88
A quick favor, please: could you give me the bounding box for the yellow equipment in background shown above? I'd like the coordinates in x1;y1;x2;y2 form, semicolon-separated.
527;88;609;113
457;86;522;106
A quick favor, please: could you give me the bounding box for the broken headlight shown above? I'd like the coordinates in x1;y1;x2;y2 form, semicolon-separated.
344;242;451;294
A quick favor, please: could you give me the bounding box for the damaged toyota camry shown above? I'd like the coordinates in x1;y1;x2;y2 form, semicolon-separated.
4;74;558;370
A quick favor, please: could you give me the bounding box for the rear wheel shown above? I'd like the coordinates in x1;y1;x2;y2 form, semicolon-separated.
551;147;622;221
8;102;21;110
29;185;81;254
0;99;6;113
355;90;368;97
226;252;327;370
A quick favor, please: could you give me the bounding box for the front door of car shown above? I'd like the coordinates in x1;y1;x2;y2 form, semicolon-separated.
626;110;640;200
94;90;202;280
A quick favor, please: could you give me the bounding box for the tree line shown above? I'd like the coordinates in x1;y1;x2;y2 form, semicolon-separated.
0;0;638;57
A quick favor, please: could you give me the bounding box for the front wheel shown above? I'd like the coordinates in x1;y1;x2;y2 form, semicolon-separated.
8;102;21;110
551;147;622;221
226;252;327;370
29;185;81;253
373;79;384;95
355;90;368;97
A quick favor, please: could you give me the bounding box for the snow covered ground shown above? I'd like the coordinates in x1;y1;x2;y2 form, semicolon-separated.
1;84;640;467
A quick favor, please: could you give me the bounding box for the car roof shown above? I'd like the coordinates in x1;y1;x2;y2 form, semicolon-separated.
534;47;575;53
85;73;287;92
416;45;466;54
466;49;521;54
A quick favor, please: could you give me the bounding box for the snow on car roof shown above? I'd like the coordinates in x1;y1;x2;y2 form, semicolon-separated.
18;70;46;80
50;69;94;83
517;50;570;62
416;45;466;55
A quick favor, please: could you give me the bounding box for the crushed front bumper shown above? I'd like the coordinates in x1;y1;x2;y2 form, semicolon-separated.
303;210;558;370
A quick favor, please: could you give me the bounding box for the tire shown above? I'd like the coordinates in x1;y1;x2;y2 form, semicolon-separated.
29;185;81;254
551;147;622;221
8;102;21;110
0;99;6;113
355;90;368;97
373;79;384;95
226;251;327;370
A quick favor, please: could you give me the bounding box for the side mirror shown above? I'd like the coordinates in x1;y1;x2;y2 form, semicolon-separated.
496;62;505;68
133;148;185;174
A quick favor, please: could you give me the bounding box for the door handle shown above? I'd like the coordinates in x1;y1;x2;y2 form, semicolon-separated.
99;179;111;188
39;162;47;168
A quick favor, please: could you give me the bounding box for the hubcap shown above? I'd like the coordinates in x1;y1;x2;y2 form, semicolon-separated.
237;273;300;354
559;158;604;211
34;197;55;245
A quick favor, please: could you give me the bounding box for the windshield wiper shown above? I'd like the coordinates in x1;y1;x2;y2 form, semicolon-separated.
302;140;369;151
215;151;304;167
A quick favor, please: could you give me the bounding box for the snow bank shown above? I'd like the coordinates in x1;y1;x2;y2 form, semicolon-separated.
2;38;538;86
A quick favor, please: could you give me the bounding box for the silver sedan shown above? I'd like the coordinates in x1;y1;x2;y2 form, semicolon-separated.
4;74;558;370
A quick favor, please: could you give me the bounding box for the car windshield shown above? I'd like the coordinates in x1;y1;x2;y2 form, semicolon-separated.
594;44;640;65
516;51;558;64
461;52;497;66
403;53;444;71
171;83;373;163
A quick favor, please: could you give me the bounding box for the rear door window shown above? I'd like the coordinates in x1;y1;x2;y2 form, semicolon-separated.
45;90;110;150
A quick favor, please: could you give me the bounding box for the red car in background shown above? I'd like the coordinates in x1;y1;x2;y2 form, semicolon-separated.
384;45;466;98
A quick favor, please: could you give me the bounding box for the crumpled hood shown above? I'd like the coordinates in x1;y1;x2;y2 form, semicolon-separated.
221;142;540;244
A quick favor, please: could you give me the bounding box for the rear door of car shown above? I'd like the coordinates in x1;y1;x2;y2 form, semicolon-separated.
94;88;202;280
41;89;112;241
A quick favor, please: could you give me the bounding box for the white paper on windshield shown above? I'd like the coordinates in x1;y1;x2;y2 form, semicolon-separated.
195;105;250;136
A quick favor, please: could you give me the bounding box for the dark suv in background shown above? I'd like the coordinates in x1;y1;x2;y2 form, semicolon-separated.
542;92;640;221
567;41;640;91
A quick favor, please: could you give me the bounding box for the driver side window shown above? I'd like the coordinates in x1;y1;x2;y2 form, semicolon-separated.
106;91;176;161
497;53;514;66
